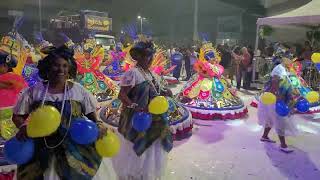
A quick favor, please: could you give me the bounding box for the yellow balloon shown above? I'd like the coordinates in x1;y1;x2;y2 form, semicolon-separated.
311;53;320;63
200;79;212;91
27;105;61;138
261;92;277;105
95;131;121;157
148;96;169;115
306;91;319;103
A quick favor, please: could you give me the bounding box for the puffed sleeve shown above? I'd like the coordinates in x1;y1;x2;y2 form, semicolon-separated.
13;88;33;115
80;85;98;115
119;69;137;87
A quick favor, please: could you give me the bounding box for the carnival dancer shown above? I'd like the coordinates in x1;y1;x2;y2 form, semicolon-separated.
177;41;247;120
258;57;300;153
251;45;320;113
113;41;172;180
0;17;28;140
99;32;192;139
12;45;110;179
0;51;27;140
72;37;119;102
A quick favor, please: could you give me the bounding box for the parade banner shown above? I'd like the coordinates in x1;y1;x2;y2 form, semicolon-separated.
84;15;112;32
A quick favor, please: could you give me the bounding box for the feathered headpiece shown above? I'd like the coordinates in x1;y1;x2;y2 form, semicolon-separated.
0;17;27;71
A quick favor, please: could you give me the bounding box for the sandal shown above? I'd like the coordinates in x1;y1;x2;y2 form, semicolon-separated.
260;137;276;143
280;146;294;153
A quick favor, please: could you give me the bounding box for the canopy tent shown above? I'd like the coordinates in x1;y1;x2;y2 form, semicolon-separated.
257;0;320;26
252;0;320;85
254;0;320;52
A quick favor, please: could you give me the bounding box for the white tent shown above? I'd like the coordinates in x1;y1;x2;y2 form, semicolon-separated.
252;0;320;84
257;0;320;26
255;0;320;52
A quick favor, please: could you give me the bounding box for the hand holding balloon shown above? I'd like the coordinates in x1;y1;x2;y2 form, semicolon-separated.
97;121;108;139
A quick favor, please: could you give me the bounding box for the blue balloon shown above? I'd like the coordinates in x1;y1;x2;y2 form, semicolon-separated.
296;99;310;113
275;100;290;117
132;112;152;132
316;63;320;72
4;137;34;165
70;118;99;145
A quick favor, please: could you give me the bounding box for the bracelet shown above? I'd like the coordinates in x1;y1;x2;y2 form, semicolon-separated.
127;103;138;109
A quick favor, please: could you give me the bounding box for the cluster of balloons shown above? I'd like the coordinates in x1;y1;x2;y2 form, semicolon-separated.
69;118;121;157
5;105;122;164
261;90;320;116
131;96;171;132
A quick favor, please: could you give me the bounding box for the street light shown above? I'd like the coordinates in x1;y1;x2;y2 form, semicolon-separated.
39;0;42;32
137;16;146;33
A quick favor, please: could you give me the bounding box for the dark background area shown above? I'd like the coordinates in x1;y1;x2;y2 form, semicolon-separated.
0;0;310;46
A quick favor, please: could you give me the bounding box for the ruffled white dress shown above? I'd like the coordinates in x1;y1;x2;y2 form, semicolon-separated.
112;67;168;180
257;64;298;136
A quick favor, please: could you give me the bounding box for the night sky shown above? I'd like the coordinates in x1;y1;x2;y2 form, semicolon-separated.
0;0;265;44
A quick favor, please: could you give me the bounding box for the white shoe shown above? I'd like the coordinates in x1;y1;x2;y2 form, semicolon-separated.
280;146;294;153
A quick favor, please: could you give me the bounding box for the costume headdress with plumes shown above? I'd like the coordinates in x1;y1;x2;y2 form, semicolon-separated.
0;17;35;75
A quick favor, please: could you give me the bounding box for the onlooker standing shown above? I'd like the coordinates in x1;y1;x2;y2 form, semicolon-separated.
219;44;232;79
171;48;183;80
232;47;251;90
190;46;198;76
230;46;241;86
244;46;254;89
182;47;191;81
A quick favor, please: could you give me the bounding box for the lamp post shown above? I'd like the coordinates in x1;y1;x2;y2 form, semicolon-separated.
137;15;146;33
39;0;42;32
193;0;199;42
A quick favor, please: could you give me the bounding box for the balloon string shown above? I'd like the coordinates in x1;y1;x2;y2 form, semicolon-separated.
42;81;73;149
